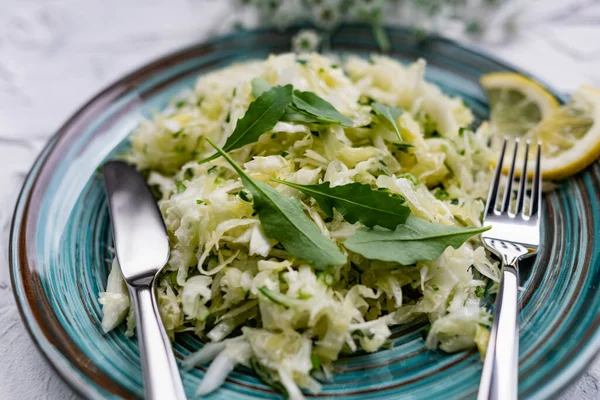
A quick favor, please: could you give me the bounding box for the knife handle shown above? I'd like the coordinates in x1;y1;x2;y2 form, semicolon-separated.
130;283;187;400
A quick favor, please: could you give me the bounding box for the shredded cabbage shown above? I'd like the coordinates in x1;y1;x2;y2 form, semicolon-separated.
98;259;130;333
100;53;500;398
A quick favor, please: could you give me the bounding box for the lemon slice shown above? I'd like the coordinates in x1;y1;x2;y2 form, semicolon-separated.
482;72;600;179
524;85;600;179
481;72;559;137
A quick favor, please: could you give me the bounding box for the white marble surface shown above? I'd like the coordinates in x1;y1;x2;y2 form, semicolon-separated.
1;0;599;398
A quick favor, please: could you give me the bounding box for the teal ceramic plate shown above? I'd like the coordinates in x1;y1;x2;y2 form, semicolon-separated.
10;25;600;399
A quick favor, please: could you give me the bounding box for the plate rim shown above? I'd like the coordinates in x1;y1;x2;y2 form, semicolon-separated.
9;23;597;400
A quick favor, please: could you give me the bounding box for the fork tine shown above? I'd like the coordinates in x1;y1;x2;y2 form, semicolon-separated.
529;142;542;218
485;138;508;216
501;139;519;213
515;141;530;215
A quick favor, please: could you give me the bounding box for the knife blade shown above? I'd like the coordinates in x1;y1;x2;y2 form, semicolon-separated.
103;160;186;400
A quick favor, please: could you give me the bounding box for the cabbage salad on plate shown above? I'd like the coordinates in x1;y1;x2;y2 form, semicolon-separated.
99;53;501;399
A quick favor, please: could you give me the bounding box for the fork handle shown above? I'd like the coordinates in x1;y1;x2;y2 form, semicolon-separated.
478;264;519;400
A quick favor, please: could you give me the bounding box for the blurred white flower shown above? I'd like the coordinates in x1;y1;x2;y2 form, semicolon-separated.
254;0;283;16
292;29;321;52
312;1;342;30
232;0;523;49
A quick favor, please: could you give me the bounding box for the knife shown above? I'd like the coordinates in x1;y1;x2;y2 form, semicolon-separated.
103;160;187;400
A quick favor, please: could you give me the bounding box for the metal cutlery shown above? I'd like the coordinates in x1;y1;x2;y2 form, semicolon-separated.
103;161;187;400
478;138;542;400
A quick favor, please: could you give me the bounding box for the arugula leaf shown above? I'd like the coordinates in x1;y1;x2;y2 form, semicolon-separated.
199;84;293;164
292;90;353;126
273;180;410;229
207;139;346;269
250;78;353;126
251;78;351;126
344;216;490;265
372;102;404;142
252;78;318;123
280;107;321;124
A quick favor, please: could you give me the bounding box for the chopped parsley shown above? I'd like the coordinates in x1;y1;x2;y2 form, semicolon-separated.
238;189;252;202
399;173;420;186
435;189;450;200
394;143;414;153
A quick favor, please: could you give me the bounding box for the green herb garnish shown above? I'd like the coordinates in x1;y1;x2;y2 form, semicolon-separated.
344;216;490;265
207;139;346;269
273;180;411;229
292;89;353;126
394;143;414;153
423;114;438;136
372;102;404;142
238;189;252;202
310;354;322;370
251;78;352;126
399;173;420;186
280;108;321;124
435;189;450;200
199;85;293;164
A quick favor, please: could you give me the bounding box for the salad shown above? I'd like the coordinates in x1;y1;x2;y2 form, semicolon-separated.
99;53;502;399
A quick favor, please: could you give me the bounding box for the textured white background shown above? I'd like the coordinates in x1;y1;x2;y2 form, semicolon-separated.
1;0;600;398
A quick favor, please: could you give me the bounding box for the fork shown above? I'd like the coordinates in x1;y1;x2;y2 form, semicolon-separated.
477;138;542;400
